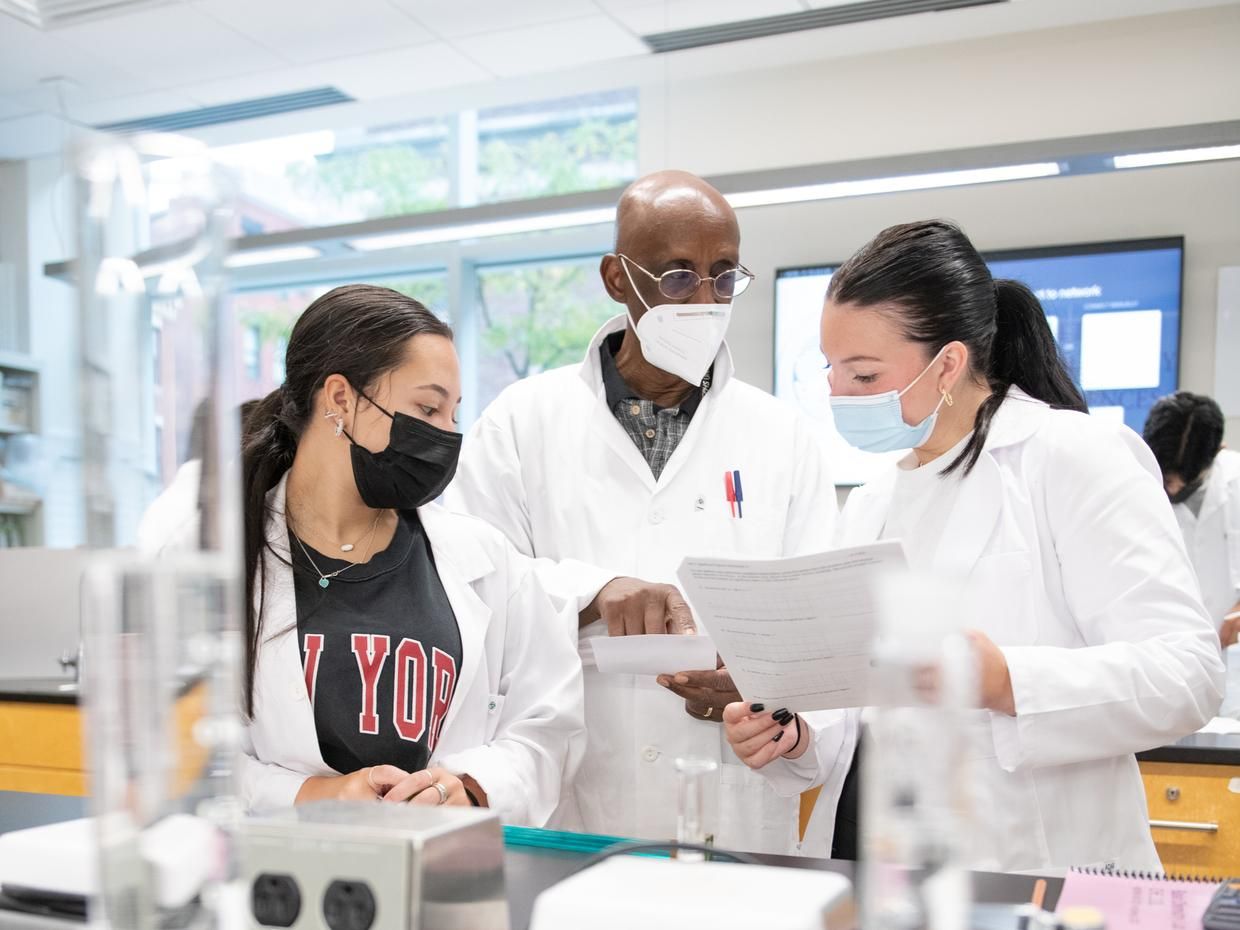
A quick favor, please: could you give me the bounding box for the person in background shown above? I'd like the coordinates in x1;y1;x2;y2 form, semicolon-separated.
138;399;262;553
233;284;583;820
724;220;1222;871
1144;391;1240;645
448;170;848;856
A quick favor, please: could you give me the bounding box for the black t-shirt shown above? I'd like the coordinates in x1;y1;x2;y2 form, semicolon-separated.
292;510;462;776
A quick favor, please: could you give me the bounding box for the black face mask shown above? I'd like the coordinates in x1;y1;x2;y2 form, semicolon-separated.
1169;477;1204;506
344;391;462;511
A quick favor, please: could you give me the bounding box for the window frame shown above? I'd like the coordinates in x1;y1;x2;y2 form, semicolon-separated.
228;224;616;428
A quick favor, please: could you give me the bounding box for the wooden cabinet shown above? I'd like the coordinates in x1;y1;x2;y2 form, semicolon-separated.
0;698;84;796
1141;760;1240;878
0;681;210;798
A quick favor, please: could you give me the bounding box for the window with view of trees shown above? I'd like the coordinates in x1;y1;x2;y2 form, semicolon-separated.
209;88;637;237
151;89;636;477
475;258;617;412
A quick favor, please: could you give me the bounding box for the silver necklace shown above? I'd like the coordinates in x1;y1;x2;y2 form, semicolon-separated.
338;508;382;552
292;532;353;589
306;508;382;552
291;513;385;589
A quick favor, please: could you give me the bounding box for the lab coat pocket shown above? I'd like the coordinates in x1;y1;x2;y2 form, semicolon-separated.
484;693;506;742
715;760;799;855
967;551;1037;647
693;510;783;560
971;761;1049;870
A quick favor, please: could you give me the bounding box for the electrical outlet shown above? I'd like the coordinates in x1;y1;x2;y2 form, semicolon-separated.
252;873;301;928
322;880;376;930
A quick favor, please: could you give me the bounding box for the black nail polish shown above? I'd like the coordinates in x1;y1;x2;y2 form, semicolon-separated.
773;708;789;718
749;703;765;713
772;732;783;743
773;710;792;723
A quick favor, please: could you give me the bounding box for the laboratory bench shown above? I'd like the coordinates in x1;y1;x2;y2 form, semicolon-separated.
1137;729;1240;878
502;847;1059;930
0;788;1060;930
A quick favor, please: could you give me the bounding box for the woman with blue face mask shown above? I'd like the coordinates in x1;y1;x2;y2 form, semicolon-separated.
723;220;1223;871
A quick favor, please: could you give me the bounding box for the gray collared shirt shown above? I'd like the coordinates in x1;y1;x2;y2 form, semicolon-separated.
599;332;711;480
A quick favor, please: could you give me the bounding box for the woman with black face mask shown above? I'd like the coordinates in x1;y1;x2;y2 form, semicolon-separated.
237;284;583;821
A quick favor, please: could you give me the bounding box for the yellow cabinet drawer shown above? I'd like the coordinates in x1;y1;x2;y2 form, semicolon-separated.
1141;761;1240;878
0;683;210;798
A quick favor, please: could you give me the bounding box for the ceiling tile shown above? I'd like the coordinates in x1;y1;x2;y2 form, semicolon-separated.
451;15;648;77
180;68;345;106
603;0;803;34
317;42;492;98
0;96;38;122
391;0;596;38
192;0;434;63
592;0;664;9
54;5;281;88
67;90;205;127
183;40;491;108
0;17;150;98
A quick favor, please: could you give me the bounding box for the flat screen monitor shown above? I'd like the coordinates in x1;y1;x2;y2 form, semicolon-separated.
772;237;1184;486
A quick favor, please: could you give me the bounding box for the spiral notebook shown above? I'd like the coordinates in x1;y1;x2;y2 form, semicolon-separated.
1056;867;1223;930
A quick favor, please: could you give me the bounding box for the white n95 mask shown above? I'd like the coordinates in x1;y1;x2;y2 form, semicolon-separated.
621;261;731;385
828;347;947;453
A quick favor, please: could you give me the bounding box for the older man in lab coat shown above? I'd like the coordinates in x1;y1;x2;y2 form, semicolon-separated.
448;170;848;855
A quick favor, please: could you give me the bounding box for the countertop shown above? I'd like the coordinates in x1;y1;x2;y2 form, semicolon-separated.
1137;729;1240;766
0;790;1059;930
0;679;77;706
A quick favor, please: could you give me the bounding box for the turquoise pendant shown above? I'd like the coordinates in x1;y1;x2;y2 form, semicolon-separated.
319;577;330;589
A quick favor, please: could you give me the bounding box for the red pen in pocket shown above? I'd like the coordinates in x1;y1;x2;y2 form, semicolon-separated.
724;470;743;518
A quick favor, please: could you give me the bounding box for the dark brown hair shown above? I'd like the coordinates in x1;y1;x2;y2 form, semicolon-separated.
240;284;452;714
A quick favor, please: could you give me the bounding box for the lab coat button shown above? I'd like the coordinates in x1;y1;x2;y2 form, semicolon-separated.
488;701;497;712
642;746;660;763
650;510;664;524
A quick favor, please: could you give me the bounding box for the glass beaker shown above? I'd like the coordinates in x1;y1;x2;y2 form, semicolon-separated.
674;756;718;860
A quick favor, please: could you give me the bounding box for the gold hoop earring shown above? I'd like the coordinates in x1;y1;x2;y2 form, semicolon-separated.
942;390;954;407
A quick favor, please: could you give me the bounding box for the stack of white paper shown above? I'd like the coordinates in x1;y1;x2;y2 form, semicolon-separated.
676;541;907;712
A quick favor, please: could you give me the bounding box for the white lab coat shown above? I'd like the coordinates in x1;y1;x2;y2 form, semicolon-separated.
240;474;586;826
447;315;850;855
769;388;1224;871
136;459;202;554
1173;448;1240;627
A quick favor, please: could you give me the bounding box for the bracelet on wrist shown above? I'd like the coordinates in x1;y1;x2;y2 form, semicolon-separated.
786;715;803;754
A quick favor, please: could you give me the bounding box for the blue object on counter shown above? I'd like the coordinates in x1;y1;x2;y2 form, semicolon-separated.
502;826;668;858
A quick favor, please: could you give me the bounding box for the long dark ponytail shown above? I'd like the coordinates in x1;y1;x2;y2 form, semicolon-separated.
241;284;452;715
827;220;1085;475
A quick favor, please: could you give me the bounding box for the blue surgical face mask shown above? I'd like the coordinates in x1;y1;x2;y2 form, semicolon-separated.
828;348;947;453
